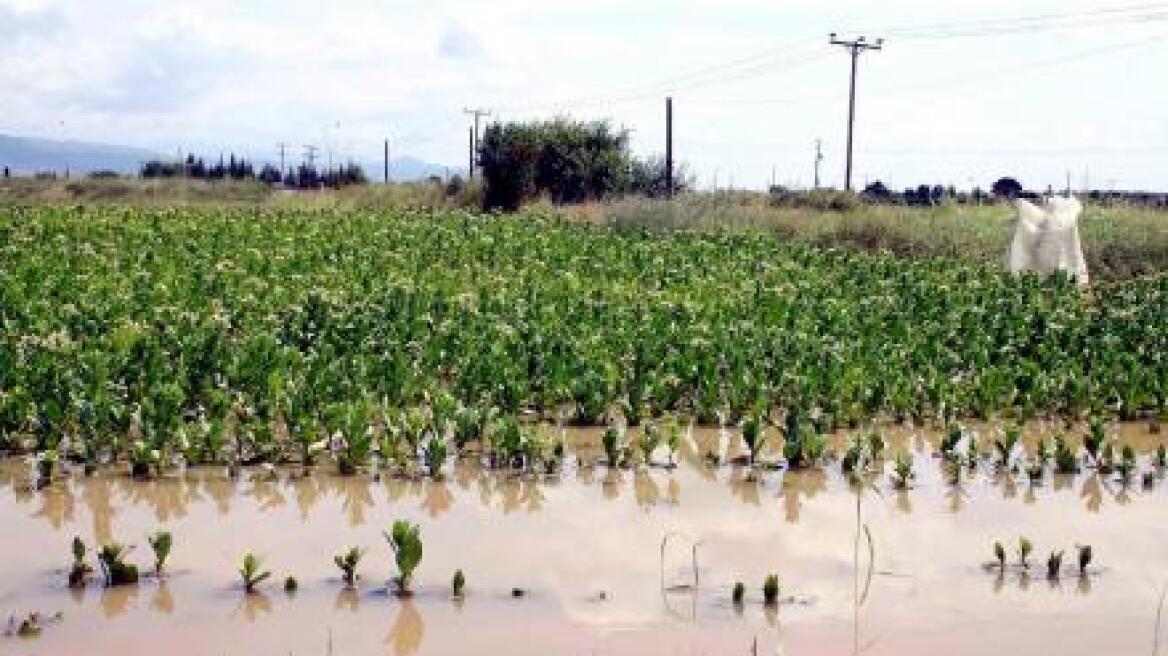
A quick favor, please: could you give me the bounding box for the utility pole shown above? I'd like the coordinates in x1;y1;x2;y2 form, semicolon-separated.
665;96;674;199
814;139;823;189
276;142;289;174
829;34;883;192
302;145;319;169
384;138;390;184
463;107;491;178
467;127;475;180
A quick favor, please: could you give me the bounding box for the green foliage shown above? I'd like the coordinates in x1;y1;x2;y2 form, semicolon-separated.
1157;443;1167;468
1077;545;1093;574
891;452;914;489
995;424;1020;467
1116;443;1137;483
239;552;271;593
68;536;91;588
1047;551;1064;579
941;423;963;459
1085;418;1107;465
782;410;825;468
741;414;765;465
993;541;1006;569
385;520;423;594
423;437;448;479
762;574;780;605
637;422;661;466
97;543;139;586
334;546;363;587
1053;434;1079;474
452;569;466;598
1018;536;1033;568
602;427;623;468
147;531;172;574
284;576;298;592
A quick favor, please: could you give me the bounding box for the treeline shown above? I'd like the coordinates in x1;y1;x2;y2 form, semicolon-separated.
477;119;689;211
140;154;367;189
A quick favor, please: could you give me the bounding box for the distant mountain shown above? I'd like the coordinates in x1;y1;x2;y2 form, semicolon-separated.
0;134;160;175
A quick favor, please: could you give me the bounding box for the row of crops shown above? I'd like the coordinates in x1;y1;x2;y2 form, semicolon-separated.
0;206;1164;469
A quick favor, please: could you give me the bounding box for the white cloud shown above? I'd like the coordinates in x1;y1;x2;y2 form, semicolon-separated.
1;0;1165;189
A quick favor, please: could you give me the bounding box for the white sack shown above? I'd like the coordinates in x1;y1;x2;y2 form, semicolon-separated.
1008;196;1089;286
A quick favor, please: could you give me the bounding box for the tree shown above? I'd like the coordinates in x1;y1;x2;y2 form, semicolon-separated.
992;177;1023;198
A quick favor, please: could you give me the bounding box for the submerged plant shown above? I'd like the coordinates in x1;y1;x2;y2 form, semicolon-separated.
97;543;139;586
762;574;780;606
841;436;866;476
891;451;914;489
993;541;1006;570
1046;551;1064;579
334;546;363;587
1084;417;1106;465
732;581;745;605
1017;537;1033;569
239;552;271;593
423;437;447;479
284;576;298;592
602;427;622;467
147;531;172;575
1116;443;1136;483
68;536;92;588
1156;443;1167;468
664;419;682;467
452;569;466;598
1077;545;1093;575
637;422;662;466
1053;434;1079;474
941;423;962;460
995;424;1020;467
384;520;423;595
741;414;765;466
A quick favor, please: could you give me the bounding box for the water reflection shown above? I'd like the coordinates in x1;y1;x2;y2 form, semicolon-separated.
236;591;272;622
151;581;175;615
385;600;424;656
101;584;137;618
334;587;359;613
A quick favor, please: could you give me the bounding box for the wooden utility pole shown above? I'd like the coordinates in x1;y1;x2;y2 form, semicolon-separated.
467;126;475;179
665;96;674;199
829;34;883;191
463;107;491;178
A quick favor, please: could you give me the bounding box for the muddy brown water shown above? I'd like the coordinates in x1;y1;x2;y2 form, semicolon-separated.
1;422;1166;656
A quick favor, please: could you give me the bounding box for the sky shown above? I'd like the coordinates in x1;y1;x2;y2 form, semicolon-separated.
2;0;1167;191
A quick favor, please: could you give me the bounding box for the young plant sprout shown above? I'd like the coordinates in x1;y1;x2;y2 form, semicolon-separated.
741;414;765;466
452;569;466;598
732;581;745;605
1053;434;1079;474
993;541;1006;570
68;536;92;588
602;427;622;468
664;419;682;468
284;576;298;593
1084;418;1106;465
423;437;447;479
1047;551;1064;579
1077;545;1093;575
867;431;886;459
637;422;661;466
239;552;271;593
147;531;172;575
384;520;423;595
334;546;363;587
1116;444;1136;483
996;424;1020;468
97;543;139;586
762;574;780;606
1017;537;1033;569
891;452;914;489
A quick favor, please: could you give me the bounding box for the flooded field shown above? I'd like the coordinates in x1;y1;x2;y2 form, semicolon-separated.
2;423;1166;656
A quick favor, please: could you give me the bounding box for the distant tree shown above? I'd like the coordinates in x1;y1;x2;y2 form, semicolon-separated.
991;177;1023;198
258;165;282;186
629;156;691;198
862;180;890;199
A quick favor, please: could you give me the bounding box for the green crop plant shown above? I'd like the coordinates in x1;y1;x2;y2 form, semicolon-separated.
423;437;447;479
664;418;682;467
941;423;963;460
128;440;160;480
334;546;363;587
867;431;885;459
993;541;1006;570
1046;551;1064;579
638;422;662;466
762;574;780;606
147;531;172;575
239;553;271;593
732;581;745;605
841;436;866;476
1156;444;1167;468
385;520;423;595
782;410;825;468
1085;417;1107;465
741;414;765;466
1017;537;1033;569
995;424;1020;468
452;569;466;598
68;536;92;588
1053;434;1079;474
1077;545;1093;575
602;427;623;468
1025;459;1044;483
891;452;914;489
97;543;139;586
1116;444;1137;483
284;576;298;592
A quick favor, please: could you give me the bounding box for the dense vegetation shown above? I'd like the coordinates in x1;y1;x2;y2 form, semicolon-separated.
0;206;1163;468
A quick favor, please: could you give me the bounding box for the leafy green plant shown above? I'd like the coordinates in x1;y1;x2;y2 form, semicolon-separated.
1077;545;1093;575
995;424;1020;467
993;541;1006;570
941;423;962;460
602;427;622;467
239;552;271;593
637;422;661;466
1017;537;1033;569
68;536;92;588
1156;443;1167;468
867;431;885;459
741;414;765;466
334;546;363;587
1085;417;1107;465
841;436;866;475
128;440;160;480
384;520;423;595
452;569;466;598
1053;434;1079;474
664;419;682;467
732;581;745;605
423;437;447;479
1046;550;1063;579
147;531;172;575
891;452;914;489
97;543;139;586
1116;443;1136;483
762;574;780;606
